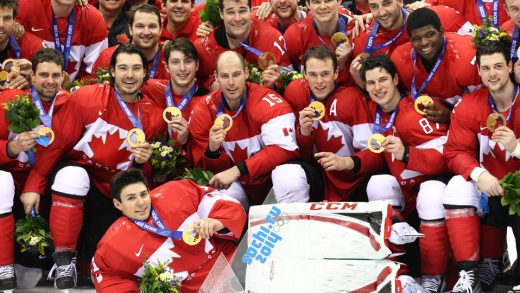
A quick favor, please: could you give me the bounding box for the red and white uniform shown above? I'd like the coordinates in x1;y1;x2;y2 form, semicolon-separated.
426;0;509;26
1;32;46;65
194;19;291;90
159;13;201;44
17;0;108;80
283;79;383;201
352;6;472;58
93;45;170;80
189;83;299;204
391;32;481;106
23;84;166;197
91;180;246;293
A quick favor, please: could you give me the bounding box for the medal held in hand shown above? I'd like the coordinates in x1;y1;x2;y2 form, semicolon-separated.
127;128;146;147
486;112;506;132
0;71;8;89
331;32;349;49
309;101;325;120
414;95;434;115
163;106;182;123
258;52;277;71
2;58;19;73
37;127;55;145
368;133;386;153
182;225;202;246
214;113;233;131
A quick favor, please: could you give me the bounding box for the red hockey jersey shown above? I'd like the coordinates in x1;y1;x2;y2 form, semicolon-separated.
91;180;246;293
391;32;481;106
188;83;299;204
16;0;108;80
1;32;45;64
444;88;520;180
23;84;166;197
159;13;201;44
426;0;509;26
284;79;384;201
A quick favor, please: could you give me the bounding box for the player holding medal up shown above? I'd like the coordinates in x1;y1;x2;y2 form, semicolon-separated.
19;44;166;291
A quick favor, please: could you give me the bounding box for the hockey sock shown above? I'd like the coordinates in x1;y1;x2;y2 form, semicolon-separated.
50;194;84;251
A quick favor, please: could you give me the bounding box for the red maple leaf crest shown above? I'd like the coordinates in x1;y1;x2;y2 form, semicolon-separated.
116;33;130;45
83;131;130;170
481;140;509;179
315;123;345;154
228;143;249;163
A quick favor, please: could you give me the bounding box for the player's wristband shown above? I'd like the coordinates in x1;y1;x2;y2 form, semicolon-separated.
400;146;410;164
6;142;17;159
205;147;221;159
351;156;361;173
236;161;249;176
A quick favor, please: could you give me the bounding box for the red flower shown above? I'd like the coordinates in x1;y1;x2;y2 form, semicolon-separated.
116;33;129;45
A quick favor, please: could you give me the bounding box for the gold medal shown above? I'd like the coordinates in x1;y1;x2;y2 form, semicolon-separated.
357;53;370;60
367;133;386;153
182;225;202;246
309;101;325;120
414;95;434;115
162;106;182;123
258;52;277;71
126;128;146;147
37;127;55;145
214;114;233;131
486;113;506;132
0;71;8;81
331;32;349;49
2;59;19;73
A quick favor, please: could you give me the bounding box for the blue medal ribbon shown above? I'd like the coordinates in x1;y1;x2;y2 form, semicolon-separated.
372;106;398;134
130;208;183;239
52;9;75;70
30;87;54;160
114;90;143;130
148;47;161;79
312;14;348;45
364;8;407;54
410;37;446;101
165;82;198;110
216;89;248;119
9;35;20;59
239;41;265;57
476;0;499;27
511;26;519;60
488;84;518;122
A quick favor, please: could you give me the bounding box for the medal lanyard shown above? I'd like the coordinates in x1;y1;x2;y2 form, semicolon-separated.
216;89;248;119
239;40;265;57
8;35;20;59
165;82;198;110
115;90;143;130
130;207;183;239
31;86;56;128
511;27;519;60
488;84;519;122
312;14;348;45
148;47;161;79
476;0;499;27
364;8;407;54
410;37;446;101
52;9;75;70
373;106;398;134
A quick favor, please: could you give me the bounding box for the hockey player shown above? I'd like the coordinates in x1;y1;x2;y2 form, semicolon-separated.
19;44;166;290
425;0;509;27
189;51;305;207
0;48;70;291
159;0;201;43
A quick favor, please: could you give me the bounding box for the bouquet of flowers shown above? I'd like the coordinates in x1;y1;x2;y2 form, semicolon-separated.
15;212;53;256
150;136;187;177
246;61;262;85
178;168;214;186
3;94;40;133
499;172;520;216
62;67;111;93
278;70;305;95
140;259;181;293
199;0;222;26
471;18;511;47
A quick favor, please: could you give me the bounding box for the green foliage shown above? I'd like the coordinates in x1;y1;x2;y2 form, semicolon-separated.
278;71;305;95
246;62;262;85
14;215;52;256
178;168;214;186
3;94;40;134
199;0;222;26
499;172;520;216
63;67;111;93
139;259;181;293
150;136;187;176
471;18;511;47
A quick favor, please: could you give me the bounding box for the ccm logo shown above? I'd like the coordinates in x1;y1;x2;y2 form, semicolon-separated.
310;202;358;211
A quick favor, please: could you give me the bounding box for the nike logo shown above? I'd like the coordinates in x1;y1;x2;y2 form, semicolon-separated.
31;27;44;32
480;126;488;131
38;255;47;260
135;244;144;257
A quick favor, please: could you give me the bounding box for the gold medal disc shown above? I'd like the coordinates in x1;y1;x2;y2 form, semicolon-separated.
162;106;182;123
486;113;507;132
309;101;326;120
331;32;349;49
126;128;146;147
258;52;277;71
0;71;8;81
414;95;434;115
2;59;19;73
367;133;386;153
37;127;55;145
182;225;202;246
214;114;233;131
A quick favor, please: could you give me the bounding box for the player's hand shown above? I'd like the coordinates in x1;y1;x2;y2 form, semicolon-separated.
9;131;39;155
131;142;152;164
193;218;225;239
209;166;240;190
20;192;41;215
17;59;32;80
315;152;353;171
382;135;405;161
256;1;273;20
405;0;431;11
209;79;220;92
351;13;373;39
335;41;353;72
196;21;214;38
208;124;226;152
260;64;280;89
492;126;518;153
12;22;25;39
349;55;365;89
7;71;29;90
298;107;315;136
76;0;88;6
477;171;504;197
423;103;451;124
168;116;189;145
